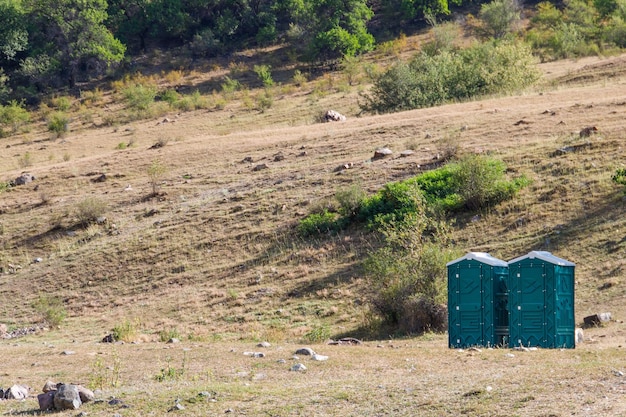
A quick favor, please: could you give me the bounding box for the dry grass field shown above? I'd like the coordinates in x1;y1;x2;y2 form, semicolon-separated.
0;39;625;415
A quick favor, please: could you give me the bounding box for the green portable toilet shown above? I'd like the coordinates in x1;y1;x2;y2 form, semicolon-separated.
508;251;575;349
447;252;509;348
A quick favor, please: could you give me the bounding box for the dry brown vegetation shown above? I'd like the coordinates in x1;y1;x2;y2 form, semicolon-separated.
0;37;625;415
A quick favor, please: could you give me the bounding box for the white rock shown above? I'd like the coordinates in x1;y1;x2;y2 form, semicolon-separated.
312;354;328;361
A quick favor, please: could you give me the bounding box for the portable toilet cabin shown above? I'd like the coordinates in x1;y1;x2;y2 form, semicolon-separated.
447;252;509;348
508;251;575;349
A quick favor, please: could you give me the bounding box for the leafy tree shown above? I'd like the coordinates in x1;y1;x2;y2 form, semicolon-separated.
380;0;464;22
0;0;29;65
298;0;375;61
476;0;522;39
26;0;126;87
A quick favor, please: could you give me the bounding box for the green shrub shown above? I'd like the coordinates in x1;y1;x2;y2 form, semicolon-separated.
361;39;539;114
148;159;168;195
221;76;241;97
0;100;30;136
33;295;67;327
358;180;425;229
335;184;367;218
298;210;340;236
253;64;274;88
123;83;157;111
112;319;139;342
75;196;107;225
158;328;181;342
52;96;72;111
159;89;180;106
612;168;626;193
175;90;209;111
364;212;456;334
450;154;529;210
303;324;331;343
47;112;69;138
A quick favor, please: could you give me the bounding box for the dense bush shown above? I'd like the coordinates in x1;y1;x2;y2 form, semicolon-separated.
361;39;539;114
297;210;341;236
364;212;456;333
0;100;30;137
33;295;67;327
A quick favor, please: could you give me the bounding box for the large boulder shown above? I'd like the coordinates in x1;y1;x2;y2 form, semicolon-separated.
53;384;82;410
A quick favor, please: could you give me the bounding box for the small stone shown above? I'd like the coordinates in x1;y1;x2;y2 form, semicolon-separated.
290;363;307;372
61;350;76;355
77;385;95;403
277;359;286;364
576;328;584;344
252;164;268;172
169;403;185;411
372;148;393;160
399;150;415;157
257;341;271;348
312;354;329;361
295;347;316;356
33;257;43;263
167;338;180;344
42;381;58;393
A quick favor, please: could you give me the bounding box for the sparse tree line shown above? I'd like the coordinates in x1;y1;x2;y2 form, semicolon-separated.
1;0;626;105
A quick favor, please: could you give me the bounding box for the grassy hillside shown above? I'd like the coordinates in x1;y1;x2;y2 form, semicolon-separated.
0;37;625;415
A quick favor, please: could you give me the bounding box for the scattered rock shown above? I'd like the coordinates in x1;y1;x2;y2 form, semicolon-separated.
42;381;58;393
328;337;362;345
242;156;254;163
257;341;271;348
295;347;316;356
312;354;329;361
243;352;265;358
38;391;55;411
333;162;354;172
584;312;612;327
101;333;116;343
372;147;393;160
53;384;82;411
14;173;35;186
96;216;107;224
169;402;185;412
399;150;415;157
290;363;307;372
252;164;269;172
550;142;592;157
61;350;75;355
576;328;584;345
6;385;29;400
77;386;95;403
167;338;180;344
91;174;107;183
598;281;614;290
324;110;346;122
513;119;531;126
579;126;598;138
273;153;285;162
